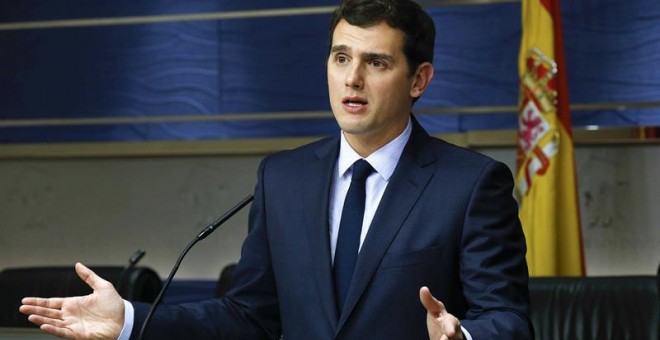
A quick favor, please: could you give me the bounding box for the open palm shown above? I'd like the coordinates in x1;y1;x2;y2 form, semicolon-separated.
20;263;125;340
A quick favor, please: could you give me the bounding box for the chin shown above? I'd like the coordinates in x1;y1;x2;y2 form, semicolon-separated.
337;118;366;134
341;126;372;137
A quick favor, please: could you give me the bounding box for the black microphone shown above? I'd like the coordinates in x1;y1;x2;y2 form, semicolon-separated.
138;194;254;340
116;249;147;295
127;249;146;269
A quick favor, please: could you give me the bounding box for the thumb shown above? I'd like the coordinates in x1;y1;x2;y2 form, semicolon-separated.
75;262;112;291
419;286;445;316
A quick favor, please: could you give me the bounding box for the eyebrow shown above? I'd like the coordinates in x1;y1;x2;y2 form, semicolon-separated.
330;44;395;63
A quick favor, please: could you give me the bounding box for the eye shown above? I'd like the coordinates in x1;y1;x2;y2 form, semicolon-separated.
335;54;349;64
369;59;387;69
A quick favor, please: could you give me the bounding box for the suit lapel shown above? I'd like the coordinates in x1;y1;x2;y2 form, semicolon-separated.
337;120;436;330
300;137;340;329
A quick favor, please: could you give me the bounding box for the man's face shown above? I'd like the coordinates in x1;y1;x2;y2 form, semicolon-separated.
327;20;418;151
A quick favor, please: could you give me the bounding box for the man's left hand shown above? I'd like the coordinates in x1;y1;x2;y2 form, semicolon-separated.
419;286;464;340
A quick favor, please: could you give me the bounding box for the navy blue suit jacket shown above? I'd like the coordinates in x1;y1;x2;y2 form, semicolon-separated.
132;118;532;339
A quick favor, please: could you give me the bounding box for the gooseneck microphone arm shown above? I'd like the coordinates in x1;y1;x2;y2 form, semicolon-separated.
138;194;254;340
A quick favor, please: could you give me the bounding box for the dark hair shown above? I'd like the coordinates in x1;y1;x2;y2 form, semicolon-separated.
328;0;436;75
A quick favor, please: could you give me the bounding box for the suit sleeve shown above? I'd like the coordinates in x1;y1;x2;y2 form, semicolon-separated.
458;161;534;339
130;157;281;340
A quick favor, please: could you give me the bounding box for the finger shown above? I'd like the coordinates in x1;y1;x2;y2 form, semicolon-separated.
27;313;65;328
22;297;65;308
75;262;111;291
40;323;75;339
442;318;457;337
19;305;63;320
419;286;446;315
26;314;47;327
440;314;461;338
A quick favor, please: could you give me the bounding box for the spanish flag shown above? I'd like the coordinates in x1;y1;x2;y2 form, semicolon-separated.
516;0;585;276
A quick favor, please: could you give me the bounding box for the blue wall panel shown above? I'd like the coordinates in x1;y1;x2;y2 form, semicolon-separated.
1;0;659;143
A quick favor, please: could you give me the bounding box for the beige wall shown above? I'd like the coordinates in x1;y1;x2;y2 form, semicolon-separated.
1;155;257;280
480;145;660;276
1;144;659;279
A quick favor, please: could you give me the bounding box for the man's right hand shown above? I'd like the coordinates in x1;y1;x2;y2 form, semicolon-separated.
19;262;125;340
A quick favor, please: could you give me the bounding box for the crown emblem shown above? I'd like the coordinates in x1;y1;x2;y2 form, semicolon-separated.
520;48;558;113
516;48;561;196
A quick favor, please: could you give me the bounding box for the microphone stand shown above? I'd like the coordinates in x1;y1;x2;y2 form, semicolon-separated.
138;194;254;340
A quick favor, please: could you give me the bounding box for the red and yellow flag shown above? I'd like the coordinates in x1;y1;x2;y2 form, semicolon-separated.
516;0;585;276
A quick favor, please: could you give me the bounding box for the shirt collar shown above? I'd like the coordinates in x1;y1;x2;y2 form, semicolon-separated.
338;118;412;181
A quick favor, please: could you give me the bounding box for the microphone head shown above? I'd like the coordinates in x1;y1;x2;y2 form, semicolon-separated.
129;249;146;267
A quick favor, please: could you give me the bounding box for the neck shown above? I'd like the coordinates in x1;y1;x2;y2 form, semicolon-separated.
343;120;409;157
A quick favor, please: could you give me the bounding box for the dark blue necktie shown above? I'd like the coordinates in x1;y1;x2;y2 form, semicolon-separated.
334;159;374;312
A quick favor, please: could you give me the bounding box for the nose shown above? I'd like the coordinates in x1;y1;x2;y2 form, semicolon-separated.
345;64;364;89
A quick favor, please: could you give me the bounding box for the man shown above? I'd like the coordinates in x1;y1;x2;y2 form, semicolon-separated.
21;0;533;339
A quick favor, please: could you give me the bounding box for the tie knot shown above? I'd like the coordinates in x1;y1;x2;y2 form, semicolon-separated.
351;159;374;182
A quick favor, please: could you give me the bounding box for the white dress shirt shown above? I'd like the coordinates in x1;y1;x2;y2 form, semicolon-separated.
329;119;411;261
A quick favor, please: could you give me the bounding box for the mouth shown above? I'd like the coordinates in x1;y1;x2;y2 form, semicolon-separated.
342;97;368;108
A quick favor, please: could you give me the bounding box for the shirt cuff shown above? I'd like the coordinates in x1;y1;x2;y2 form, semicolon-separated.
117;300;134;340
461;325;473;340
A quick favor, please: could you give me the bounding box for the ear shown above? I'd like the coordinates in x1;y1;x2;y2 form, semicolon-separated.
409;62;434;99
